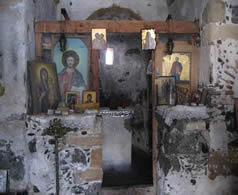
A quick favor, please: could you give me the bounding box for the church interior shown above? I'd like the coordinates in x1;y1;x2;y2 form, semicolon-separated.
0;0;238;194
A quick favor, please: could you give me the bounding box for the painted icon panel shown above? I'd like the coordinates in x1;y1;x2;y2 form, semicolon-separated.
53;37;89;103
162;53;190;82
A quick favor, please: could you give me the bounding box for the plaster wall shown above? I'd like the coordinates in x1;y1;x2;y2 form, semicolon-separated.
57;0;168;20
0;0;28;120
0;0;57;192
0;0;57;121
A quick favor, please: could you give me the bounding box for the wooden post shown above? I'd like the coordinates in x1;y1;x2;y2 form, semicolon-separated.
91;50;99;102
151;51;158;192
35;32;42;60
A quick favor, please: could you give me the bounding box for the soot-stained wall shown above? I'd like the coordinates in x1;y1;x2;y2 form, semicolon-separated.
99;34;147;107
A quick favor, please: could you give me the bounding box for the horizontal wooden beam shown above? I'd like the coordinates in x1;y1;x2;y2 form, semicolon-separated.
35;20;199;34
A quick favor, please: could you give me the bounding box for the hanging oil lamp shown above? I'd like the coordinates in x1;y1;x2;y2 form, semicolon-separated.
166;14;174;55
167;38;174;55
59;33;67;52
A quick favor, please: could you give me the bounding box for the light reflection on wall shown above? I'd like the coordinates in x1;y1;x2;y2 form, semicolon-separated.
105;48;114;65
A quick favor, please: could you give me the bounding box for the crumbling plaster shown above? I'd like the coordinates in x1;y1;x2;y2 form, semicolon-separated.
156;105;238;195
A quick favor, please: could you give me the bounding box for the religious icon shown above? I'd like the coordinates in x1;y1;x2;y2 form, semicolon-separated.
65;91;80;109
176;84;191;105
27;61;60;114
53;37;90;103
83;91;97;104
142;29;156;50
162;53;190;82
156;76;176;105
92;29;107;50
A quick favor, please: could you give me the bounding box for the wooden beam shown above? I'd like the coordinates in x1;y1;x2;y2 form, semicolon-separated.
35;20;199;34
151;50;158;192
35;32;42;59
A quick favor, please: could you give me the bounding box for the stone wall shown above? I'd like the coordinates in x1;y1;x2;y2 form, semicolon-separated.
26;114;103;195
156;105;238;195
